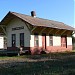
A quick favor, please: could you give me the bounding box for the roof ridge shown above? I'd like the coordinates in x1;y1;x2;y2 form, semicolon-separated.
10;11;30;17
10;11;64;24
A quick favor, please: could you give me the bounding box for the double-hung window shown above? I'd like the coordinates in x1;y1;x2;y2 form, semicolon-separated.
12;34;16;47
49;34;53;46
34;33;39;46
20;33;24;47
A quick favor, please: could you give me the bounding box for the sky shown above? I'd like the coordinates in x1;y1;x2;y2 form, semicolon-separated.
0;0;74;27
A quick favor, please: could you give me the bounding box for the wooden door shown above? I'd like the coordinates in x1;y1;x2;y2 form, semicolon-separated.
42;33;46;49
61;36;67;48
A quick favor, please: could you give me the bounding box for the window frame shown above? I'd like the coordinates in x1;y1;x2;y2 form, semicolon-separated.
20;33;24;47
49;34;53;46
34;33;39;47
12;34;16;47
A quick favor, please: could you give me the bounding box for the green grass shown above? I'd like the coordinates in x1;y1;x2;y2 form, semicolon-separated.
0;53;75;75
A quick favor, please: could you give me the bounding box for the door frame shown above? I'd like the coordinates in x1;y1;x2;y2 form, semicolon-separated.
61;35;67;48
42;33;46;49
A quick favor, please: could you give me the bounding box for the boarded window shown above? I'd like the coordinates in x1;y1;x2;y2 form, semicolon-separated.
12;34;16;47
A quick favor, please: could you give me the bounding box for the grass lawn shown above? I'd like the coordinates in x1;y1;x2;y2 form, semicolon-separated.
0;52;75;75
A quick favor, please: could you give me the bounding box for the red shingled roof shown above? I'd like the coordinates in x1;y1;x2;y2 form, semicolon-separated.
0;11;74;31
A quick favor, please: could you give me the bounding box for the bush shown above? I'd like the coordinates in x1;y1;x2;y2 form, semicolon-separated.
33;48;40;55
40;50;46;54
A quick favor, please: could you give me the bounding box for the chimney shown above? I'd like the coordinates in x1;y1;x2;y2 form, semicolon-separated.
31;11;36;17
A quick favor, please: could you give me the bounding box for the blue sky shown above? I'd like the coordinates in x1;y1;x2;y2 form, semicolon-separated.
0;0;74;27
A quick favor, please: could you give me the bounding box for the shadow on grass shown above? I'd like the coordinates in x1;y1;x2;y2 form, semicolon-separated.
0;55;75;75
0;52;75;75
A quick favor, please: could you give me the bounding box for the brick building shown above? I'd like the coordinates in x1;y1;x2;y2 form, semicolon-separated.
0;11;74;54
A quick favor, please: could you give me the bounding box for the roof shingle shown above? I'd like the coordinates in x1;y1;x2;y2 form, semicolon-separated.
0;11;74;31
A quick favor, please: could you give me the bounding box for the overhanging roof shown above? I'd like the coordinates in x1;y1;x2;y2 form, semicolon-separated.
0;11;74;31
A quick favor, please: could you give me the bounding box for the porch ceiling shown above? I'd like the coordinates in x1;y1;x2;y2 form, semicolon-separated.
0;27;3;32
0;27;5;35
30;26;72;35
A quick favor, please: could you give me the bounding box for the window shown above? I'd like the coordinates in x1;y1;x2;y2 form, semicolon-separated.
49;34;53;46
12;34;16;47
20;33;24;47
34;33;39;46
